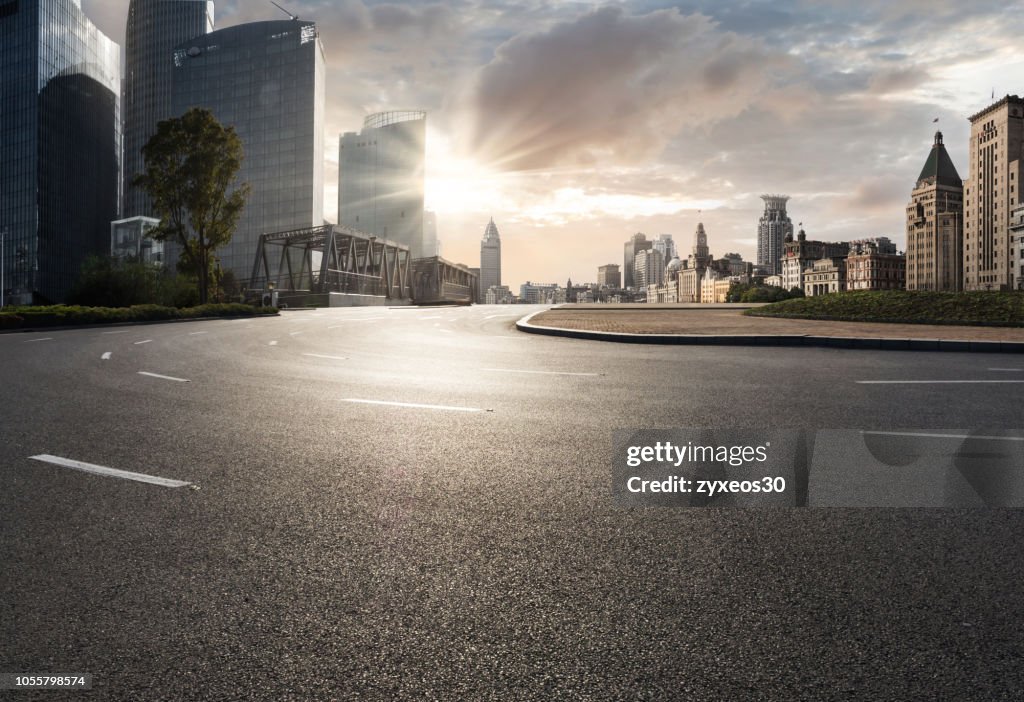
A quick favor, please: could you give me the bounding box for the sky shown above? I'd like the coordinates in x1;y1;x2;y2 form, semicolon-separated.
82;0;1024;290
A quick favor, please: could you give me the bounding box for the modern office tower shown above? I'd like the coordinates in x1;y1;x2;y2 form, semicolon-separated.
597;264;621;288
963;95;1024;290
906;131;963;291
479;218;501;297
1;0;120;304
653;233;676;263
123;0;213;219
623;232;652;289
338;111;427;257
170;20;325;280
758;195;793;276
634;248;665;289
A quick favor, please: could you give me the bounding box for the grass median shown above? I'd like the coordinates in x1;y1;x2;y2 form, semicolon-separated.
744;290;1024;327
0;303;277;330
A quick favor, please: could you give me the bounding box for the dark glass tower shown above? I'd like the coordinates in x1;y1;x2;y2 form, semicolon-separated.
171;20;325;280
1;0;121;304
123;0;213;219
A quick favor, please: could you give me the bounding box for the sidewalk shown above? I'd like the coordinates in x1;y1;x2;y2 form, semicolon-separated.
518;306;1024;353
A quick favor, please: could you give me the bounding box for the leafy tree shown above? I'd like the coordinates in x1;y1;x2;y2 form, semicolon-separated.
68;255;199;308
133;108;249;304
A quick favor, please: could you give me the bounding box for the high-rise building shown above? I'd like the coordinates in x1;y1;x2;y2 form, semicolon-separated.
338;111;427;257
634;248;665;289
963;95;1024;291
123;0;213;219
423;210;439;257
597;264;621;288
653;234;676;262
1;0;121;304
758;195;793;276
170;20;326;280
906;131;963;291
479;218;501;297
623;232;652;289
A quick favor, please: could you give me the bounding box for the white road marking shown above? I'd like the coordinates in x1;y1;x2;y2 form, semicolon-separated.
134;339;152;345
989;368;1022;372
289;331;303;336
438;329;453;333
268;340;278;346
484;314;520;319
862;431;1024;442
420;315;442;320
138;371;190;383
341;398;485;412
29;454;191;488
482;368;600;377
101;330;131;335
101;352;112;360
24;337;53;343
302;353;347;361
188;331;208;335
857;380;1024;384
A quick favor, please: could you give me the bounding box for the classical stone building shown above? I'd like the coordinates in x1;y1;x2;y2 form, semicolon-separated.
781;227;849;292
847;239;905;291
963;95;1024;290
906;132;963;291
803;257;847;296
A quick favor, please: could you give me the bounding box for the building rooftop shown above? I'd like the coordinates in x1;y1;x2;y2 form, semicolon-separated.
916;132;962;188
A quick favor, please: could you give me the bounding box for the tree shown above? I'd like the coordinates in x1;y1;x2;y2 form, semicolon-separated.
133;108;249;304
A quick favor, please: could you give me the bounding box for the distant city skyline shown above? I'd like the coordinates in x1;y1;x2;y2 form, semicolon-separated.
72;1;1024;288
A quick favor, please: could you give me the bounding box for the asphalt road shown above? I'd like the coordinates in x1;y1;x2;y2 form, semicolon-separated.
2;304;1023;700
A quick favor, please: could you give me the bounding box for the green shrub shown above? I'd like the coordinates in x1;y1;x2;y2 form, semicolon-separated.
745;290;1024;326
0;303;275;330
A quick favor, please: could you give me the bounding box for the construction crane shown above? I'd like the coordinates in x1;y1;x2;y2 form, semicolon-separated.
271;1;298;20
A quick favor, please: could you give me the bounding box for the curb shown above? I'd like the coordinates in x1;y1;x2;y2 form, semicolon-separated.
515;311;1024;354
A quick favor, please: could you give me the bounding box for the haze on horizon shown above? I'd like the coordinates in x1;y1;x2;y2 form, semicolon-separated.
83;0;1024;290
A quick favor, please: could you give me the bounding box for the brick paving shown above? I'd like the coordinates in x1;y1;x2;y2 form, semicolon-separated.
529;307;1024;341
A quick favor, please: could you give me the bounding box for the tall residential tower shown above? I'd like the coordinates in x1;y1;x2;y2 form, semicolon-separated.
1;0;121;304
906;132;963;291
480;218;501;297
758;195;793;276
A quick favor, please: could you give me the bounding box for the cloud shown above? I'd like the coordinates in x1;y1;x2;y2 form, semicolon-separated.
458;5;791;171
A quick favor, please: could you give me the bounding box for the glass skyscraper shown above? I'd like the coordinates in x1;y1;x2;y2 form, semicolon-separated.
479;217;501;297
170;19;326;281
123;0;213;219
338;111;427;258
1;0;121;304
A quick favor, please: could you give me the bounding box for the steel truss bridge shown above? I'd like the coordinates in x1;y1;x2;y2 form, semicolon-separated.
248;224;478;305
249;224;411;301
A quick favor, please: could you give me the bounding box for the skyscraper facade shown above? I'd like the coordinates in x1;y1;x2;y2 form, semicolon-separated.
338;111;427;257
479;218;501;296
758;195;793;276
123;0;213;218
170;19;326;279
906;132;963;291
963;95;1024;290
623;232;652;289
597;264;621;288
653;234;676;263
1;0;121;304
